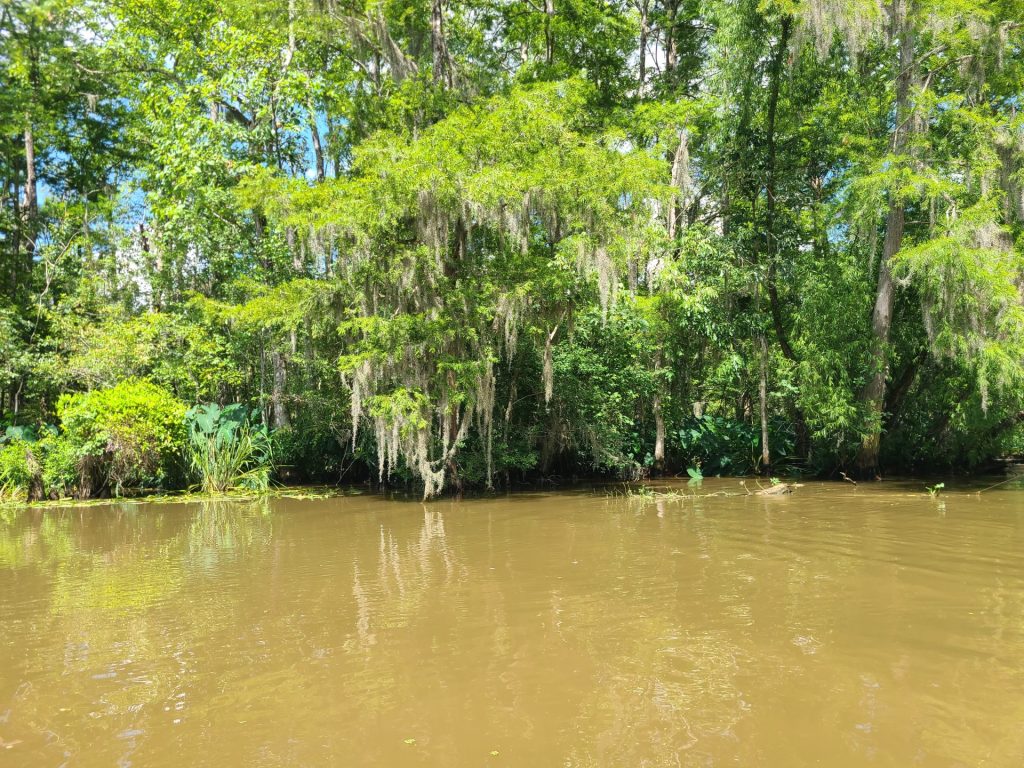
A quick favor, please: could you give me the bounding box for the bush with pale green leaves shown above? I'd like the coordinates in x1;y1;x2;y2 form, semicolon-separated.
49;380;188;498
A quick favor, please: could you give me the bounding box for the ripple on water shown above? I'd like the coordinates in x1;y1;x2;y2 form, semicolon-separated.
1;485;1024;767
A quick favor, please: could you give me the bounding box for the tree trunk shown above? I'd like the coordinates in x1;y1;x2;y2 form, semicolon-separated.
857;1;915;474
857;213;903;471
271;351;290;429
286;0;296;66
763;16;795;361
139;223;163;311
653;394;665;471
668;130;689;239
22;116;37;267
653;351;665;471
760;15;813;465
431;0;451;87
309;102;326;182
638;0;649;89
327;114;342;179
759;334;770;472
544;0;555;66
288;226;302;272
11;179;21;293
665;1;678;73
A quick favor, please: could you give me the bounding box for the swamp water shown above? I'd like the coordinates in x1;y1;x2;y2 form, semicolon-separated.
1;480;1023;767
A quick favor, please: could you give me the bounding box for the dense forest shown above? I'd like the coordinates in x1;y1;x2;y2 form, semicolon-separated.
1;0;1023;499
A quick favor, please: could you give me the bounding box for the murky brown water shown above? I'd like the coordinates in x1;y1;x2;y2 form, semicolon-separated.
2;480;1024;767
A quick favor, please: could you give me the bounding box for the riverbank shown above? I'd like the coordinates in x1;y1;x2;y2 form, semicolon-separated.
4;471;1018;515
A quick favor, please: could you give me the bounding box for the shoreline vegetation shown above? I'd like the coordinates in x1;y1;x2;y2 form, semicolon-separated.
3;2;1024;502
0;485;353;512
3;472;1018;513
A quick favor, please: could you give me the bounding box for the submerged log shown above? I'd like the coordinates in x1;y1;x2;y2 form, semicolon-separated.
746;481;801;496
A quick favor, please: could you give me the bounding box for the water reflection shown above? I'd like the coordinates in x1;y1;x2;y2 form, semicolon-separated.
1;484;1024;766
186;498;274;567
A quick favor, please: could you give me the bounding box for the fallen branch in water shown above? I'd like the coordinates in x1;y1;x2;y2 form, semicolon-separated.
975;476;1018;495
742;480;803;496
616;480;803;501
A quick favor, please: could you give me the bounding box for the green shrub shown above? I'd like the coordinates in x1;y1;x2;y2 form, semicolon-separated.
0;442;33;501
550;306;657;474
39;435;79;498
671;415;796;476
0;426;47;501
54;379;188;497
270;391;353;482
186;403;273;493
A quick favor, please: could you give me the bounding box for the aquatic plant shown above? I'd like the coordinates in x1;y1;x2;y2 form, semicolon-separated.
186;404;274;493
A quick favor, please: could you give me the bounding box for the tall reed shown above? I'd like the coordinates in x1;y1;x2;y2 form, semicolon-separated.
186;404;273;493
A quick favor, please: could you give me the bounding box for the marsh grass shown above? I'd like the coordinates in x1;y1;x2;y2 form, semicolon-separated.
185;404;275;493
188;428;274;493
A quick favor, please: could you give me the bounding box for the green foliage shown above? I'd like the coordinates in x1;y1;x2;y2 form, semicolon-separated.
271;390;354;482
2;0;1024;497
548;303;660;475
186;404;274;493
0;440;35;500
52;380;188;497
673;415;796;476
